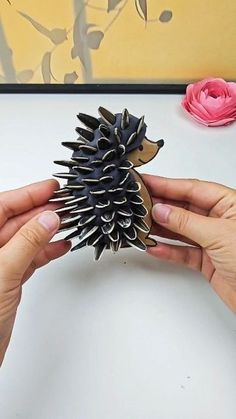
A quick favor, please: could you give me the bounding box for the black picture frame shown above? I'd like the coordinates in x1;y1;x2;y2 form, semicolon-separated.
0;83;186;94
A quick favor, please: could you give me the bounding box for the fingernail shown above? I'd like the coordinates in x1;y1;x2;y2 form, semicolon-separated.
153;204;171;223
38;211;59;232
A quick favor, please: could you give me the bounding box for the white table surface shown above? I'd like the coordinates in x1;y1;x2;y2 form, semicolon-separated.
0;94;235;419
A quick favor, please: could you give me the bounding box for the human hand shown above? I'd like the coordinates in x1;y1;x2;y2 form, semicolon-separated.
0;180;71;366
144;175;236;312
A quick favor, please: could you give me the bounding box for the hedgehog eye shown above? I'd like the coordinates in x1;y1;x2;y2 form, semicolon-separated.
139;144;144;151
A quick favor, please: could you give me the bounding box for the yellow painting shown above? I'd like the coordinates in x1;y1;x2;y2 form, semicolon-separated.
0;0;236;86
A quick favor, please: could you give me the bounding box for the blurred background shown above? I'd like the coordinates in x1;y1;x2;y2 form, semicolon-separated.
0;0;236;86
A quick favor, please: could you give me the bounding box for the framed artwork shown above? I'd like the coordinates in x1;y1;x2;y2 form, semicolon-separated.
0;0;236;93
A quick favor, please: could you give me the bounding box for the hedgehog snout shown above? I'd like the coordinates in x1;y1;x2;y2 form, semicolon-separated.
157;139;164;148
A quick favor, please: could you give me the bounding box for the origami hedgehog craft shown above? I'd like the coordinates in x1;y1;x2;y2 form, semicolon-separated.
50;107;164;260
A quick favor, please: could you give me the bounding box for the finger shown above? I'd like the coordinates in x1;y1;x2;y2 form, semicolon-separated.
148;242;202;271
0;179;59;227
152;203;223;248
0;203;60;247
152;197;208;216
151;223;198;246
0;211;60;278
22;239;71;283
144;175;231;212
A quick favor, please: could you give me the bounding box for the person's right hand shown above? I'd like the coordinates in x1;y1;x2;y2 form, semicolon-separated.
144;175;236;312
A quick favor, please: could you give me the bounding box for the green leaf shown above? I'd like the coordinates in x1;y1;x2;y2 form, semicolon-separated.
18;11;51;37
135;0;147;21
0;20;17;82
107;0;123;12
17;69;34;83
71;12;84;64
41;52;51;83
87;30;104;50
159;10;173;23
64;71;78;84
49;28;67;45
18;11;67;45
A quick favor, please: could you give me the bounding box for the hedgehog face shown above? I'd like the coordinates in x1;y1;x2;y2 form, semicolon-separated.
128;137;164;167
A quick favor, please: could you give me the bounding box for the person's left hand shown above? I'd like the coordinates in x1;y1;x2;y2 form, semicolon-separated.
0;179;71;366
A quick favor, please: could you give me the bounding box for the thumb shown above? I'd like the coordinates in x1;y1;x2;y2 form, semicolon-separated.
152;203;219;247
1;211;60;278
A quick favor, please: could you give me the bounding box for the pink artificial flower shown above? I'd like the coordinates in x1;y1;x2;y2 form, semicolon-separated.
182;78;236;127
